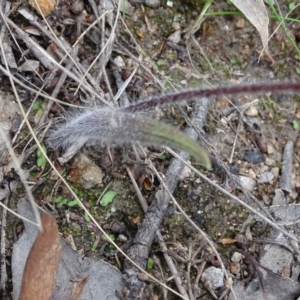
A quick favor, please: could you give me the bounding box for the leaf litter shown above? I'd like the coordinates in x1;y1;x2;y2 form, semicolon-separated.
0;1;300;300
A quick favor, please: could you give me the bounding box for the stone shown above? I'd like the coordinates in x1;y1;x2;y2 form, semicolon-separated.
201;266;224;289
231;252;243;263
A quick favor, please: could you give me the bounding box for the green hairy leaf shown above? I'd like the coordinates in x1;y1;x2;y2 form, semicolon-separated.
48;109;211;169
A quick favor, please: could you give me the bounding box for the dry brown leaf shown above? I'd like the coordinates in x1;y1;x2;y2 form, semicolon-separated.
221;238;237;245
19;213;62;300
69;276;89;300
231;0;269;53
28;0;56;17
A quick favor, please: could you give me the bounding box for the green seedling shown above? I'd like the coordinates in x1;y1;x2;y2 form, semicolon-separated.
67;199;79;207
147;257;154;269
102;234;115;242
84;211;91;222
230;58;237;65
32;100;41;110
99;190;118;206
289;2;296;10
36;144;47;167
292;119;299;131
54;196;68;207
55;196;79;208
91;239;99;251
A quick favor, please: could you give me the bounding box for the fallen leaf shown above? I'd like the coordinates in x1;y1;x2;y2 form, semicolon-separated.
231;0;269;53
221;238;237;245
70;276;89;299
19;213;61;300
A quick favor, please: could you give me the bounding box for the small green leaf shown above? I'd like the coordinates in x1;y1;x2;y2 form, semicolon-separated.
147;257;154;269
36;144;46;157
37;156;46;167
102;234;115;241
32;101;41;110
56;197;68;207
296;67;300;75
91;240;99;251
67;199;79;207
36;144;47;167
230;58;237;64
84;211;91;222
289;2;295;10
100;190;118;206
36;108;44;117
292;119;299;130
156;59;167;66
160;153;170;160
54;196;63;203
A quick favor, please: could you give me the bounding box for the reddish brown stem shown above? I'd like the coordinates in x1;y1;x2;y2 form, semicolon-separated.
122;81;300;112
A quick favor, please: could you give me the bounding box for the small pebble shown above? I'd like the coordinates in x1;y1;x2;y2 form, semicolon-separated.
166;0;173;7
168;30;181;44
172;22;180;30
272;189;287;206
258;171;274;184
201;266;224;289
180;161;192;180
113;56;125;68
230;262;241;275
271;167;279;178
244;150;265;164
245;106;258;117
248;168;256;179
262;194;271;205
239;176;256;192
236;18;245;28
267;144;275;154
265;157;275;166
231;252;243;263
117;234;128;242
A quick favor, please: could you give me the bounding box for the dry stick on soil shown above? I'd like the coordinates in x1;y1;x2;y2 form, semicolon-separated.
166;147;298;243
229;99;259;163
110;59;132;107
150;165;236;300
170;99;276;224
126;167;189;299
37;46;79;128
52;47;106;103
3;16;114;108
122;99;211;299
17;9;83;78
279;141;293;194
113;63;139;105
0;194;9;292
0;4;11;291
75;0;121;94
20;7;113;98
94;2;113;91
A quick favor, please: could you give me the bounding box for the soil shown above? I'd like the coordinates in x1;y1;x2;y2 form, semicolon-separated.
1;0;300;299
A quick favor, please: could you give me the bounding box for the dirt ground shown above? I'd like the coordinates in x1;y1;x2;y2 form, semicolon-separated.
1;0;300;299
